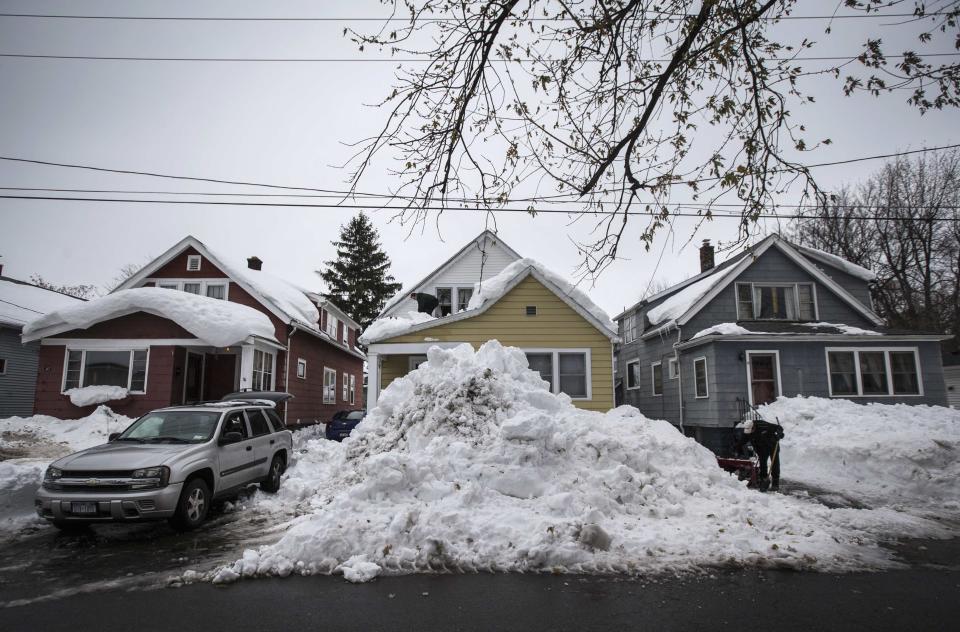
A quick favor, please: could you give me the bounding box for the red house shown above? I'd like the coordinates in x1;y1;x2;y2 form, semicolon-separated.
22;236;364;425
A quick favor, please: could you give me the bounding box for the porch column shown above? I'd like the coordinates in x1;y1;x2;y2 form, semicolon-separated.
366;352;380;411
239;345;255;391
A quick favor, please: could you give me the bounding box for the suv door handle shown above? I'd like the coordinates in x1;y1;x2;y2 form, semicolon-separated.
246;446;252;451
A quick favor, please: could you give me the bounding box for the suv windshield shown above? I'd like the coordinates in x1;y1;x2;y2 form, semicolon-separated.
118;411;222;444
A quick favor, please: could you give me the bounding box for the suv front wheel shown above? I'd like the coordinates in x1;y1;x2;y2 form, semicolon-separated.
170;477;210;531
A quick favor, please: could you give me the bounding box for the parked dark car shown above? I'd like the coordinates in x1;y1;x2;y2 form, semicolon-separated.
325;410;366;441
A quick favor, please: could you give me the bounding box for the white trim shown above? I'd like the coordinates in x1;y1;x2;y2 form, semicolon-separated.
824;346;924;397
186;254;202;271
650;361;663;396
61;347;150;395
693;356;709;399
342;371;349;401
522;347;593;401
323;367;337;404
366;353;380;410
745;350;782;406
296;358;307;380
625;358;641;390
367;341;466;354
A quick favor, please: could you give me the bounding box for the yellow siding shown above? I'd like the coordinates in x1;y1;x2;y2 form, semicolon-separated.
377;276;614;411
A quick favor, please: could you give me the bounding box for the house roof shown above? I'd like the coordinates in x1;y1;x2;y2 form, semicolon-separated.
377;229;522;317
0;276;85;329
677;319;950;350
362;259;619;344
619;234;884;328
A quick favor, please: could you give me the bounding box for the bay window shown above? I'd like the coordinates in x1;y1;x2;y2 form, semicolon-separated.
826;348;921;397
524;350;591;399
62;349;148;393
252;349;274;391
736;283;816;321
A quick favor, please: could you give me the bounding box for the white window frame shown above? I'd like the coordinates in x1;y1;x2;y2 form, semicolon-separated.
735;282;818;321
625;359;641;390
693;356;709;399
668;357;679;379
252;349;275;391
824;347;924;397
622;313;637;344
341;325;349;345
342;372;349;401
323;367;337;404
349;374;356;405
745;350;783;406
651;361;663;396
325;312;339;339
61;347;150;394
522;348;592;400
296;358;307;380
146;278;230;300
186;255;202;271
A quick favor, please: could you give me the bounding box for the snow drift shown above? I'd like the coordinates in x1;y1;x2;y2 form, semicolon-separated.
758;396;960;516
213;342;944;584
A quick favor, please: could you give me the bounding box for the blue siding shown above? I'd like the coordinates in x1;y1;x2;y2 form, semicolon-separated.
0;325;38;418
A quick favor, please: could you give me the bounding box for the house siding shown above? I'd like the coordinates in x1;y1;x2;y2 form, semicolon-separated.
944;365;960;409
285;331;364;427
0;325;40;417
378;276;614;412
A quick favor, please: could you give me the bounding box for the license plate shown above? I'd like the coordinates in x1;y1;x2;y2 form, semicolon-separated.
70;502;98;514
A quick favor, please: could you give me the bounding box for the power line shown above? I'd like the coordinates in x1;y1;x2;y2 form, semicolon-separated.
3;194;960;222
1;52;958;63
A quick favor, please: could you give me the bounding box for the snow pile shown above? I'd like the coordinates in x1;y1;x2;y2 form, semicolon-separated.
0;406;132;491
22;287;278;346
692;323;753;339
647;266;739;326
801;322;881;336
212;342;944;585
795;245;877;282
214;252;321;330
0;277;83;327
757;397;960;516
466;259;617;335
360;311;436;344
66;385;128;407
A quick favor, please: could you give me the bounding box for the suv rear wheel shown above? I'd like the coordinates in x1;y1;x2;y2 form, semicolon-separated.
170;477;210;531
260;454;285;494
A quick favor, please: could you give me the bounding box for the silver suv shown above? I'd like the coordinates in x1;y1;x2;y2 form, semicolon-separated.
35;396;294;531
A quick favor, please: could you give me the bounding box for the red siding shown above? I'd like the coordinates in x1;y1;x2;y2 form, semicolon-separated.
34;344;179;419
284;332;364;427
48;312;194;339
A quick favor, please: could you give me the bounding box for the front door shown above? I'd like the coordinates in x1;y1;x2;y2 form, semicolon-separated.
748;353;780;405
184;352;204;404
204;354;237;401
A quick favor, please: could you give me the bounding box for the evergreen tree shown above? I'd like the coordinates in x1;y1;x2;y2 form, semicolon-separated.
319;213;402;332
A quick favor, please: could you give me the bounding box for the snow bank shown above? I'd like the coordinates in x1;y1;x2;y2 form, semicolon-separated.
0;406;132;491
212;342;944;585
22;287;278;346
466;258;617;334
795;245;877;282
359;311;436;344
647;266;739;326
758;397;960;517
66;385;128;407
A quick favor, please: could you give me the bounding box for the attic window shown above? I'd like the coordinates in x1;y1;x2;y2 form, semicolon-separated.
186;255;202;272
525;306;537;316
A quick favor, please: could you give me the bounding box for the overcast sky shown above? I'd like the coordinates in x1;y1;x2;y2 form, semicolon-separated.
1;0;957;318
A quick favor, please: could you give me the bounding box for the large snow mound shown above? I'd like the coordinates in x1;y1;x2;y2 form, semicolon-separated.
359;311;436;344
795;245;877;282
758;397;960;516
467;258;617;335
22;287;278;347
66;385;128;407
212;342;944;584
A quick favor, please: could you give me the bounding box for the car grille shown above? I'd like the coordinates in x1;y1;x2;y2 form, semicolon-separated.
62;470;135;478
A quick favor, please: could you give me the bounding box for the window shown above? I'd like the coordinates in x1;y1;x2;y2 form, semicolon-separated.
323;368;337;404
826;348;922;397
0;358;6;374
62;349;148;393
626;360;640;390
252;349;274;391
349;374;356;405
325;312;338;339
342;326;349;344
205;283;226;300
246;409;271;436
623;313;638;343
526;353;554;391
342;372;349;401
221;411;248;439
186;255;202;271
183;282;201;295
296;358;307;379
651;361;663;396
265;408;285;431
457;289;473;312
436;288;453;316
158;283;178;290
694;357;709;398
558;353;587;399
524;350;590;399
668;358;678;379
736;283;816;321
147;279;227;299
525;305;537;316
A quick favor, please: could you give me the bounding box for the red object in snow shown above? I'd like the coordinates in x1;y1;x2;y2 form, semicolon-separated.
717;457;758;486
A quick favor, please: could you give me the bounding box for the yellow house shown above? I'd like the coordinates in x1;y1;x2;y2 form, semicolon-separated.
363;248;619;413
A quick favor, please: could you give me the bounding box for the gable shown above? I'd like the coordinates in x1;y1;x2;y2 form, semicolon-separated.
148;246;230;280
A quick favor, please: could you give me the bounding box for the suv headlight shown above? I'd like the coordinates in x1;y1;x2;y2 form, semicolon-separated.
43;466;63;481
130;466;170;488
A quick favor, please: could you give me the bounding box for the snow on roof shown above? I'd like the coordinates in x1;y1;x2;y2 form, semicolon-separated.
795;245;877;282
358;311;436;345
467;258;618;334
22;287;278;347
646;264;741;326
0;278;84;328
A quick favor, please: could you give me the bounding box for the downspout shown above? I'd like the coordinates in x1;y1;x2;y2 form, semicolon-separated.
284;325;298;426
674;326;684;435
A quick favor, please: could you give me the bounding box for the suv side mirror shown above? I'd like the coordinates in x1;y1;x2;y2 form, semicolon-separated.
220;431;244;445
108;432;121;442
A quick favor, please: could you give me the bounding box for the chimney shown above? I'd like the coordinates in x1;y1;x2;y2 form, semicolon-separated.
699;239;715;273
247;256;263;271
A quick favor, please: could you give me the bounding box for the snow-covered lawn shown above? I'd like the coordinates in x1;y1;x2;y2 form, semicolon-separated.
211;342;954;585
758;397;960;518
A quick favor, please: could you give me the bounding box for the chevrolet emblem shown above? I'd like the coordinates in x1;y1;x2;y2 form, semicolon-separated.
85;479;100;486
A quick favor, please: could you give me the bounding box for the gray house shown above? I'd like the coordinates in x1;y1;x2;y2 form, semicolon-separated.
614;234;951;455
0;271;84;417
